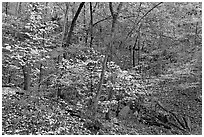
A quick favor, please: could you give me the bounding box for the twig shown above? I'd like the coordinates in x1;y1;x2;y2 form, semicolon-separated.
155;101;187;131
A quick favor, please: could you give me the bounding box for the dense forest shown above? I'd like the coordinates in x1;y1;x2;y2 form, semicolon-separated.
2;2;202;135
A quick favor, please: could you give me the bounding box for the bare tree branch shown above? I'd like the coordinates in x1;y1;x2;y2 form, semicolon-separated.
120;2;163;47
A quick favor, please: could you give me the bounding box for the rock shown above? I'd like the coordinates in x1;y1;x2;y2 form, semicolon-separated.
119;105;132;119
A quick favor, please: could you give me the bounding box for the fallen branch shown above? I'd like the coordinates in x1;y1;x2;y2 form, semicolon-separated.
155;101;189;133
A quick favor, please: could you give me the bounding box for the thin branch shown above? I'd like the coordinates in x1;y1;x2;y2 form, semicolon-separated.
121;2;163;46
93;16;112;27
92;3;123;27
129;2;163;36
92;2;98;13
109;2;114;17
138;2;163;24
156;101;187;131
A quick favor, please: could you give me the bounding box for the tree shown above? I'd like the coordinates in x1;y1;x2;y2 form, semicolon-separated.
4;2;9;15
92;2;123;120
61;3;69;45
89;2;93;47
63;2;85;49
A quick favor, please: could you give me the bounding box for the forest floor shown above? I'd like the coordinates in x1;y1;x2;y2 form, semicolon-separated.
2;76;202;135
150;75;202;135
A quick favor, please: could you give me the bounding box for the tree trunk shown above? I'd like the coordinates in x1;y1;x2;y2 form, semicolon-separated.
5;2;9;15
83;4;88;46
62;3;69;45
92;55;108;119
38;63;43;90
105;73;116;120
22;64;31;91
18;2;22;15
137;29;141;66
89;2;93;48
8;70;12;84
63;2;85;58
132;24;142;68
132;36;138;68
108;2;123;60
194;22;199;45
71;2;75;19
132;49;135;67
103;2;123;120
